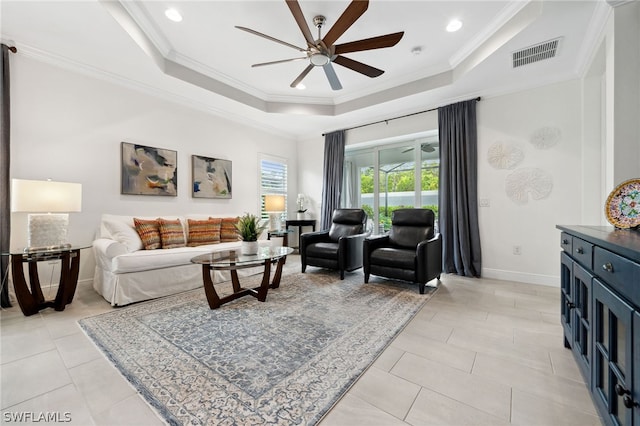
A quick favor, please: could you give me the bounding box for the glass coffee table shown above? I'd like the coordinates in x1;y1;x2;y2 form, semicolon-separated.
191;246;294;309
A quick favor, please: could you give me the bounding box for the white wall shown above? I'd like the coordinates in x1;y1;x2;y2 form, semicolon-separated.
298;80;588;287
478;80;583;285
9;55;297;283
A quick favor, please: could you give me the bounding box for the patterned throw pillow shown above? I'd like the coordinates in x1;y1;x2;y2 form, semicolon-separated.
158;218;186;249
187;218;221;247
218;217;240;242
133;218;162;250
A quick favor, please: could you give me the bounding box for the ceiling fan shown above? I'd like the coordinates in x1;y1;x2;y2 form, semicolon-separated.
402;143;437;153
235;0;404;90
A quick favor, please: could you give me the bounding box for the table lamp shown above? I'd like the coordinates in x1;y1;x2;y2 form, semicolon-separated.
264;194;285;231
11;178;82;251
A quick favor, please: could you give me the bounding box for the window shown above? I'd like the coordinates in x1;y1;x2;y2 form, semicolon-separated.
343;132;439;233
259;154;288;223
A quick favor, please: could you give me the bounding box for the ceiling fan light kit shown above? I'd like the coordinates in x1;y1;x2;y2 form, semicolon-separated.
236;0;404;91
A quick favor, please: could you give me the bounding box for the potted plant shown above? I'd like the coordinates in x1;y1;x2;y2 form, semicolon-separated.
235;213;266;255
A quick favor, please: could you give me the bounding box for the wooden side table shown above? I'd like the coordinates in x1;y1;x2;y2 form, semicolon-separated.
285;219;317;251
3;245;88;316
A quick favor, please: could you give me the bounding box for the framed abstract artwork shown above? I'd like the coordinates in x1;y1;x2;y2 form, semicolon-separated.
121;142;177;196
192;155;232;199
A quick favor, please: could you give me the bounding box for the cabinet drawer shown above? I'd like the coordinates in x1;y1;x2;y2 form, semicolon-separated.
560;232;572;252
571;237;593;269
594;246;640;308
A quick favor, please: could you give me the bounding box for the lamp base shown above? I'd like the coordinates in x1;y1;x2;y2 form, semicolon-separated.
27;213;70;249
268;213;281;231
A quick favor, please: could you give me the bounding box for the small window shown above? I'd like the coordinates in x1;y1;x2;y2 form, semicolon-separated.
259;155;288;223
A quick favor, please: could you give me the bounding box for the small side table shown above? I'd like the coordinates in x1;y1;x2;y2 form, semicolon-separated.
285;219;317;251
267;229;293;247
2;245;89;316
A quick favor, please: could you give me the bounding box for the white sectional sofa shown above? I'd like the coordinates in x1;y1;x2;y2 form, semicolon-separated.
92;214;270;306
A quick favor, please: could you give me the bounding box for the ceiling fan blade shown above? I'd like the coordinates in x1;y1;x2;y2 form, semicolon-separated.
252;57;308;67
323;63;343;90
290;64;314;88
285;0;315;46
334;32;404;54
235;26;306;52
333;55;384;78
322;0;369;47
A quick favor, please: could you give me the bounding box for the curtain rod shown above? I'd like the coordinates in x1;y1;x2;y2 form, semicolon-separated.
322;96;481;136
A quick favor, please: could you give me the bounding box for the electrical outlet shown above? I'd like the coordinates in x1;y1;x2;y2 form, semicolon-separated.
479;198;490;207
513;246;522;255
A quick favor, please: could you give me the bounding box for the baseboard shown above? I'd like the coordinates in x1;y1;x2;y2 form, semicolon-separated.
481;268;559;287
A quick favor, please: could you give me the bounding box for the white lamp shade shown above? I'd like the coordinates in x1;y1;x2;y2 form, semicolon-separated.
11;179;82;213
264;194;285;212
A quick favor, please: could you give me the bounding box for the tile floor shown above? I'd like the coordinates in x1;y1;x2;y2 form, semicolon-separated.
1;255;602;425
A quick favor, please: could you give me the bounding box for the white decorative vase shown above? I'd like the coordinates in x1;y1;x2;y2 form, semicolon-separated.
241;241;259;255
297;212;306;220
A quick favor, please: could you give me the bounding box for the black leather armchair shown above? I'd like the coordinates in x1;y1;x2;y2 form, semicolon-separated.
363;208;442;294
300;209;369;279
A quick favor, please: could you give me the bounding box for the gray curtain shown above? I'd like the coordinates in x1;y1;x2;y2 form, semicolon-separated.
1;44;13;307
438;99;482;277
320;130;345;230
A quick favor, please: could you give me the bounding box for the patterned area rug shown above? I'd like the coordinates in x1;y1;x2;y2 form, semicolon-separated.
80;269;436;425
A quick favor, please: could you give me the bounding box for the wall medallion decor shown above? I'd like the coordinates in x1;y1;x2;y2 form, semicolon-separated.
604;178;640;229
530;126;561;149
192;155;232;199
487;142;524;170
121;142;177;196
505;167;553;205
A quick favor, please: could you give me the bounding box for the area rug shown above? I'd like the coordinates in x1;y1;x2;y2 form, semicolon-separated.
79;270;436;425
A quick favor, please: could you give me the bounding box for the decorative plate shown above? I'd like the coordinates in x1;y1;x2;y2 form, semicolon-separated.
605;178;640;228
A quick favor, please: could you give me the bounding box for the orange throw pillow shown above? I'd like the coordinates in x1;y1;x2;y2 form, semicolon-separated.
133;218;161;250
158;218;186;249
218;217;240;242
187;218;221;247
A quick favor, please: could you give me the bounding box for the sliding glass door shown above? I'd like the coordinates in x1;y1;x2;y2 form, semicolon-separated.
343;134;439;234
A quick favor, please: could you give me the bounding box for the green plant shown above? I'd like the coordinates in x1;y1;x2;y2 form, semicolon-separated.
235;213;266;241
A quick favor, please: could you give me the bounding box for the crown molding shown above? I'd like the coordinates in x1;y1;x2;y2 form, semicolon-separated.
575;0;611;78
606;0;635;7
449;0;532;68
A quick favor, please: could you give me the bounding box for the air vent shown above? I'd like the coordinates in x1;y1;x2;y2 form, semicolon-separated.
512;38;561;68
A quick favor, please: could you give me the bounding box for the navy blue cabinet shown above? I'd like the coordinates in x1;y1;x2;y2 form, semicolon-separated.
557;226;640;426
593;278;633;426
559;233;593;384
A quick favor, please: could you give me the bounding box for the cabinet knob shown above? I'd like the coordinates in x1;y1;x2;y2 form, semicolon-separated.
602;262;614;273
566;301;575;309
562;239;569;245
575;247;584;254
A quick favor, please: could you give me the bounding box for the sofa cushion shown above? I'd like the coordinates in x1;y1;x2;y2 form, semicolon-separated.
158;218;186;249
219;217;240;242
110;242;243;274
187;218;221;247
103;219;143;252
133;218;162;250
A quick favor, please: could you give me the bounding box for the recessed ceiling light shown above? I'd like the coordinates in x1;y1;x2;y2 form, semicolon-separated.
446;19;462;32
165;8;182;22
295;83;306;90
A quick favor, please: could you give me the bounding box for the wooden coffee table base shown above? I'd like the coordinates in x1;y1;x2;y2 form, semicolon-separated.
201;255;287;309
